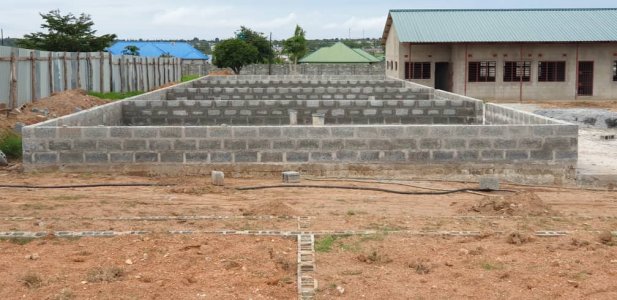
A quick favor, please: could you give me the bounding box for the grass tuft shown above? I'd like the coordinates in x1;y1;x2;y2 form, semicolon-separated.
86;266;124;283
21;272;43;289
181;74;201;82
88;91;144;101
315;235;337;253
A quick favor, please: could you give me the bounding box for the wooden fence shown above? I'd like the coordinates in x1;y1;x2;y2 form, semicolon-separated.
0;46;181;109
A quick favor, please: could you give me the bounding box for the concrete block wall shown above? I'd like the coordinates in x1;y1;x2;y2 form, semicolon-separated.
192;79;405;89
33;101;124;127
485;103;568;125
167;87;431;101
121;99;480;126
21;124;577;169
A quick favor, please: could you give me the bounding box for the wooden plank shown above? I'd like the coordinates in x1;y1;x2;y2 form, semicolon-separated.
76;52;81;89
48;52;53;94
157;57;161;87
99;51;104;92
30;51;37;102
132;56;138;91
109;53;114;92
63;52;68;90
145;57;150;91
9;52;18;109
119;56;124;93
86;52;93;91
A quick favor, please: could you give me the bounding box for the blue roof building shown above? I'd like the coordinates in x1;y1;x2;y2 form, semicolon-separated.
107;41;209;60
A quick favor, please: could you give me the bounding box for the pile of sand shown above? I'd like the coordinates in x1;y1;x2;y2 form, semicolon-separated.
242;199;299;217
465;192;556;216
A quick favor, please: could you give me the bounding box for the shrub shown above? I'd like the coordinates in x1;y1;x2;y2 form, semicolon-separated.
0;132;22;158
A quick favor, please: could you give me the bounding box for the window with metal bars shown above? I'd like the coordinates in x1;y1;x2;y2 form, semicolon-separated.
468;61;496;82
503;61;531;82
613;61;617;81
538;61;566;82
405;62;431;79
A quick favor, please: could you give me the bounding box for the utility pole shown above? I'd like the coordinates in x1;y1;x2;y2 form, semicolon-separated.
1;28;4;46
268;32;272;75
348;28;351;40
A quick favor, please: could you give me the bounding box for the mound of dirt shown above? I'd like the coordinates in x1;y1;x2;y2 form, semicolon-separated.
1;89;107;134
464;192;557;216
241;199;299;217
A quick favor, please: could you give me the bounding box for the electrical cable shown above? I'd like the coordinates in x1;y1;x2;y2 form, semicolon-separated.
236;184;503;195
0;183;168;189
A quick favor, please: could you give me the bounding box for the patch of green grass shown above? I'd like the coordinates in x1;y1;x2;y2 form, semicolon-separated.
88;91;144;101
481;261;505;271
0;132;22;159
1;237;36;245
315;235;337;253
181;74;201;82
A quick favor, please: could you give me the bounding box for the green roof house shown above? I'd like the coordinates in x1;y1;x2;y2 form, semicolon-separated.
382;8;617;101
299;42;381;64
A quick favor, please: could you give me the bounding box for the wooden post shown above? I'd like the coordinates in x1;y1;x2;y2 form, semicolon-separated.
48;52;53;94
86;52;93;92
157;58;161;87
76;52;81;89
109;53;114;92
132;56;138;91
30;51;37;102
9;52;18;109
119;56;124;93
145;57;150;91
99;51;105;92
63;52;68;90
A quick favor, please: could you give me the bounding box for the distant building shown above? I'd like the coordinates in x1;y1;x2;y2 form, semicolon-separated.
382;8;617;100
107;41;209;60
300;42;381;64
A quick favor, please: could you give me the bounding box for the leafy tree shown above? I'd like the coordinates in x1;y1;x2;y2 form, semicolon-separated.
212;38;258;74
282;25;308;64
122;45;140;56
160;52;172;58
17;10;116;52
235;26;273;63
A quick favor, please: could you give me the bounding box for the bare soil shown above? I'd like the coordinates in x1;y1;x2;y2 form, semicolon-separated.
528;100;617;112
0;234;296;299
0;90;108;134
315;234;617;299
0;172;616;298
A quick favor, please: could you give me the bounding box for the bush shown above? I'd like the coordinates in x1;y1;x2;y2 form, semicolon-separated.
0;132;22;158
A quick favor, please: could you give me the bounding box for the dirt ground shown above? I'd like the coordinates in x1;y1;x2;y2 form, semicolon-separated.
528;100;617;112
0;90;108;134
0;171;616;299
0;234;296;299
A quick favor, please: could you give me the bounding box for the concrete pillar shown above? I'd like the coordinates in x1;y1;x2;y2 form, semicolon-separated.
312;113;325;126
211;171;224;186
288;110;298;125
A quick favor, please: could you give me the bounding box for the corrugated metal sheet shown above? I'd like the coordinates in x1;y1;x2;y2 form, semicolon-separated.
107;41;209;60
0;46;182;109
388;8;617;43
300;42;380;63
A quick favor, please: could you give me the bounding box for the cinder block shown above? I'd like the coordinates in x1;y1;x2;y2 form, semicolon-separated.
211;171;225;186
282;171;300;183
479;177;500;191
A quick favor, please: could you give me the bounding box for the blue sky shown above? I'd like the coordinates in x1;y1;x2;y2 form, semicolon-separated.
1;0;615;40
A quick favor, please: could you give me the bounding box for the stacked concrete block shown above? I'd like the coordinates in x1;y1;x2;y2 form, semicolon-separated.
22;123;578;168
121;99;480;126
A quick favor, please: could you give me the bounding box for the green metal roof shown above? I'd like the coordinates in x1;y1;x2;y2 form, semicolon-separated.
299;42;380;63
384;8;617;43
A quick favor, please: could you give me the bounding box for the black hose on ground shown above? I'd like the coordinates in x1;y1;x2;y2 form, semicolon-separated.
0;183;168;189
235;184;503;195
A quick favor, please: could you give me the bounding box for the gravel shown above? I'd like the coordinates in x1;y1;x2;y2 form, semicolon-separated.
534;108;617;129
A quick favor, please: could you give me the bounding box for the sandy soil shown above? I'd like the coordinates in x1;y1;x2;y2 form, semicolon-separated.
0;90;108;134
0;171;616;299
0;234;296;299
315;233;617;299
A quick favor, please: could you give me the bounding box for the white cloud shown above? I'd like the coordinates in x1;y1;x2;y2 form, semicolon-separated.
323;16;385;30
253;13;297;29
152;6;232;26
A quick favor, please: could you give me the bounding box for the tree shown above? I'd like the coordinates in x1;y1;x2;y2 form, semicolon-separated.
282;25;308;65
17;10;116;52
212;38;258;74
122;45;140;56
235;26;273;63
